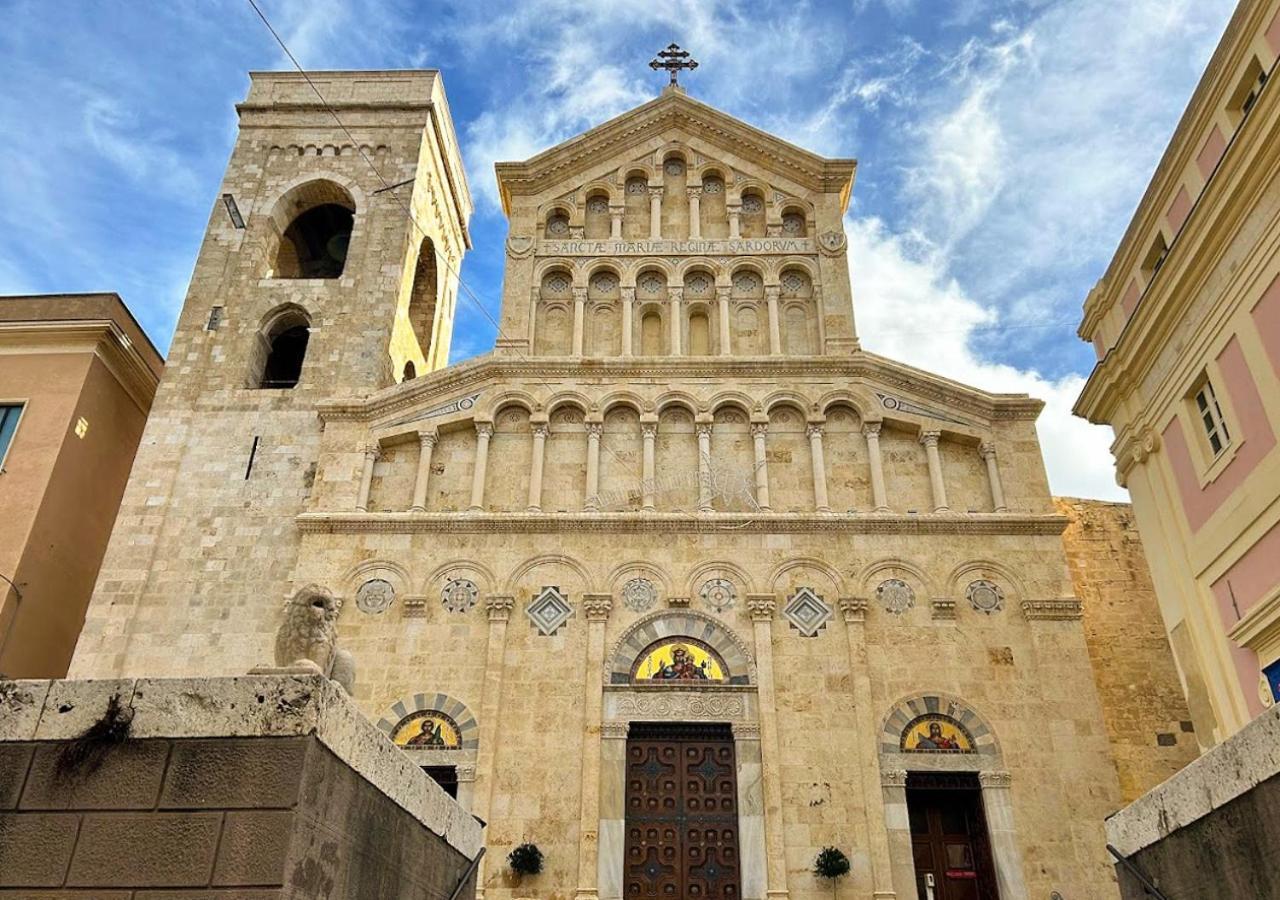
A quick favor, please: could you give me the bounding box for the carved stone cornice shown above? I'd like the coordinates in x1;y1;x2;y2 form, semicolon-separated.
317;354;1044;426
296;511;1070;537
485;595;515;621
1020;598;1084;621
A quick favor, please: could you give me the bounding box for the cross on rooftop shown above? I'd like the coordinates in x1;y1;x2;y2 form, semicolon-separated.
649;43;698;87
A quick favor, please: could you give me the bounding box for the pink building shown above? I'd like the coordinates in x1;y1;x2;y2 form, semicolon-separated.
1076;0;1280;746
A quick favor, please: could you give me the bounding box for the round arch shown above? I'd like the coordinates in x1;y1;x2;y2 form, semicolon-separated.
376;692;479;751
605;609;755;685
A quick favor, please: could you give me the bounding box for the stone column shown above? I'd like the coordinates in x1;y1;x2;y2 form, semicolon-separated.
528;286;539;354
687;187;703;240
746;596;789;900
473;595;515;900
751;422;771;511
728;201;742;239
669;286;683;356
716;286;732;356
584;421;603;511
575;595;613;900
468;422;493;512
765;285;782;355
696;422;714;513
979;772;1027;899
807;423;831;513
641;420;657;511
355;443;379;512
881;770;915;898
920;430;949;512
528;421;549;512
598;722;630;900
409;431;437;512
864;422;890;512
980;441;1008;512
572;286;587;357
733;723;768;900
621;286;634;357
609;203;624;240
839;598;898;900
649;186;664;240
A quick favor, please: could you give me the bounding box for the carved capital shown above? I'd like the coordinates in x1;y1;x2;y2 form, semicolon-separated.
838;596;868;623
919;430;941;448
601;721;630;739
668;286;684;303
746;596;776;622
978;771;1012;789
696;423;714;439
475;422;494;439
582;594;613;621
806;423;824;439
531;423;550;439
609;203;625;216
978;440;997;460
620;286;636;302
485;595;515;621
572;286;588;304
764;285;781;301
363;444;382;461
881;769;909;788
732;722;761;739
418;430;439;448
455;764;477;781
750;422;769;438
641;423;658;440
726;201;743;214
585;422;604;439
648;185;665;198
715;285;731;303
862;422;882;439
686;186;704;199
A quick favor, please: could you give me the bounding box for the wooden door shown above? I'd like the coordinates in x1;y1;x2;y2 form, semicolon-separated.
907;773;999;900
624;722;741;900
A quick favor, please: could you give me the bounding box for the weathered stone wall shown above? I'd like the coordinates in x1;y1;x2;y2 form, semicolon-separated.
0;676;480;899
1056;497;1199;801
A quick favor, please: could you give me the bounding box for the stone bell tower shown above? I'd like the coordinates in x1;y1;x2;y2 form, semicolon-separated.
69;71;471;677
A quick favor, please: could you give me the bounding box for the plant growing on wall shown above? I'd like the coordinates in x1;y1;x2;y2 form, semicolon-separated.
814;846;850;895
508;842;544;877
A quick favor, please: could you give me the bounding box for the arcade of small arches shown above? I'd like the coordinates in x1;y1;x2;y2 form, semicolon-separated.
540;149;810;244
354;394;1010;518
532;259;820;357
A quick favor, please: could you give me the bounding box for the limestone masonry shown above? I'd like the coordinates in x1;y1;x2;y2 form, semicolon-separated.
64;68;1192;900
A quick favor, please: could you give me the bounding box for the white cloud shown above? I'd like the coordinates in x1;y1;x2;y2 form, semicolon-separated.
848;216;1124;500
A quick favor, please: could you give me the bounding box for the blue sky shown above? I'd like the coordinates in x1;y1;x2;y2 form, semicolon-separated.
0;0;1236;498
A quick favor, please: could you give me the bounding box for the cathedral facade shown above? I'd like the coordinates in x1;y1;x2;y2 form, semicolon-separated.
71;70;1137;900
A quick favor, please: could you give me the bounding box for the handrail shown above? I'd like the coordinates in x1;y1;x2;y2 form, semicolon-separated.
1106;844;1170;900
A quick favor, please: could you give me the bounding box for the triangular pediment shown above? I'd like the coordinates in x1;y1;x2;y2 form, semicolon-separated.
494;89;856;212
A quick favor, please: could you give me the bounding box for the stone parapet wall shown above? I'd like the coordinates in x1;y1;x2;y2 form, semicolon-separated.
0;675;481;898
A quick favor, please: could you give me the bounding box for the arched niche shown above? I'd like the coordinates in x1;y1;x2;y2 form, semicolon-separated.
268;179;356;279
248;304;311;389
407;236;438;357
605;610;754;685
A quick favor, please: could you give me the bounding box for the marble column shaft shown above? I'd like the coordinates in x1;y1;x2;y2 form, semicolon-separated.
528;422;549;511
641;422;657;511
717;287;732;356
621;287;634;357
751;422;771;511
688;187;702;240
669;287;683;356
355;444;379;512
585;422;603;511
747;598;789;899
410;431;437;512
575;597;612;900
864;422;889;512
696;422;714;512
572;287;587;356
920;430;949;512
649;187;663;240
609;204;623;240
765;286;782;355
469;422;493;511
807;424;830;512
472;595;514;900
981;441;1008;512
728;202;742;239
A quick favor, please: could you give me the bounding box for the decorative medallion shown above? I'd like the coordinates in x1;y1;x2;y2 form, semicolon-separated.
546;214;570;235
544;274;570;294
526;585;572;636
817;230;848;256
586;196;609;214
441;577;479;614
686;273;712;296
782;213;805;235
626;178;648;195
590;272;619;293
664;159;685;176
506;235;535;258
638;273;665;295
355;578;394;615
699;578;736;612
732;272;760;293
622;577;658;613
966;579;1005;614
780;271;807;293
783;587;832;637
741;194;764;214
876;578;915;615
702;177;723;194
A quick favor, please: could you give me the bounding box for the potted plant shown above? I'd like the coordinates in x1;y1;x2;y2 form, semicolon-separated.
813;846;851;896
508;842;544;878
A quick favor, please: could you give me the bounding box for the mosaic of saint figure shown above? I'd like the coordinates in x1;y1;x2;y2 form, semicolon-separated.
650;644;711;680
913;721;960;750
407;718;448;747
902;715;972;752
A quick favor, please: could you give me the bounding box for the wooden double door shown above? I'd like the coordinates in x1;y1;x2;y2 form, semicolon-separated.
623;722;741;900
907;773;999;900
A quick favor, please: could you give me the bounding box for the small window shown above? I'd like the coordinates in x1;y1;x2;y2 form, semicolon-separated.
402;360;416;381
1193;378;1231;458
0;404;23;466
421;765;458;799
1141;232;1169;279
206;306;224;331
1228;57;1268;123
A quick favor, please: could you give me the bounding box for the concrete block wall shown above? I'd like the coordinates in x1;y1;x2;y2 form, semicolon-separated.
0;675;482;899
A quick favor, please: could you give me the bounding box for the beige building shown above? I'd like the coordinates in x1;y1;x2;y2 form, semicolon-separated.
0;293;162;678
67;68;1192;900
1076;0;1280;746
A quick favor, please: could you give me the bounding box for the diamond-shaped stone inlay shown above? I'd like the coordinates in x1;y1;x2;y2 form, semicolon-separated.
783;587;832;637
877;578;915;615
966;579;1004;614
526;585;572;636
